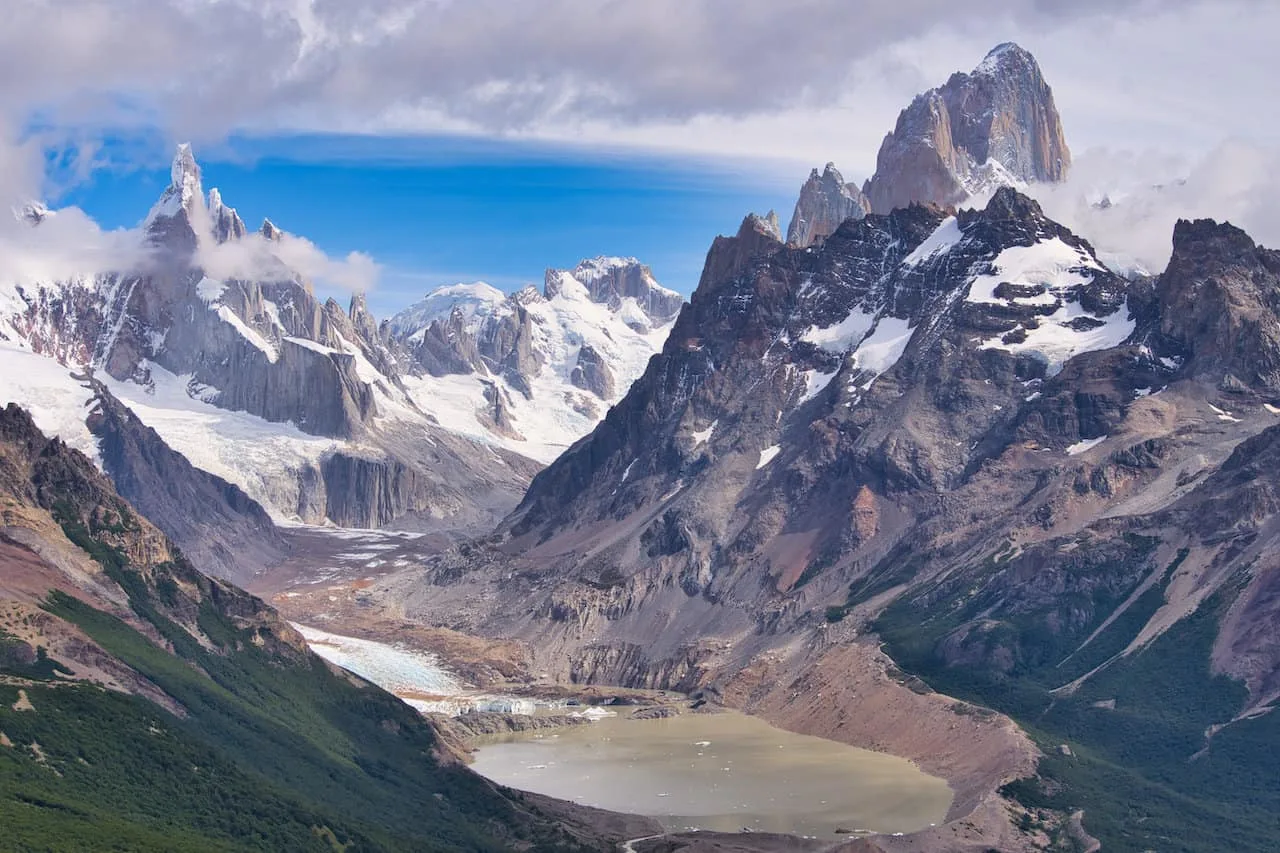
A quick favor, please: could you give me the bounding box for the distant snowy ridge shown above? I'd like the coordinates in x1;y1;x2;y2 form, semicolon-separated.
388;256;682;463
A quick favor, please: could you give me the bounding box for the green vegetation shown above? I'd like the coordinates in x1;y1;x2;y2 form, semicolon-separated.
877;548;1279;853
0;496;596;851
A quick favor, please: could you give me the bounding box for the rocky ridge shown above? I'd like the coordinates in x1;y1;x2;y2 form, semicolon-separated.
386;257;681;463
376;185;1280;850
0;402;636;851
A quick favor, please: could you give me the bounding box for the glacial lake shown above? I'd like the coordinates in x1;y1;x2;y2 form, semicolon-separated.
471;710;952;838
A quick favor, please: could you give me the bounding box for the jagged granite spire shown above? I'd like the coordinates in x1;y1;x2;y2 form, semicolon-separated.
786;162;870;248
142;143;208;250
207;187;247;243
863;42;1070;214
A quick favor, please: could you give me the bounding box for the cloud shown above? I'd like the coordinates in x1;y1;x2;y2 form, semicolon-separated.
0;205;148;286
1032;141;1280;273
198;231;380;294
0;0;1276;291
0;0;1270;180
0;1;1242;143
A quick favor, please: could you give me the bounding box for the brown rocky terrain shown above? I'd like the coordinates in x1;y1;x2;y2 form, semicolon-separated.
364;181;1280;851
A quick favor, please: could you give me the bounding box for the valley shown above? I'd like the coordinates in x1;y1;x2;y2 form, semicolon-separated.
1;28;1278;853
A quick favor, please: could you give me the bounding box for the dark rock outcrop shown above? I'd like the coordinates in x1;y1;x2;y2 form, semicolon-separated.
570;343;616;399
1153;218;1280;393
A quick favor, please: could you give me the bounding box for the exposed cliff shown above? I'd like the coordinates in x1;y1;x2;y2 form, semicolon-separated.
863;43;1070;214
786;163;870;248
377;189;1280;853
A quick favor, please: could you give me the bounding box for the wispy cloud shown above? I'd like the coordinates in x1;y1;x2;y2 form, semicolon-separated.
198;230;380;294
1033;141;1280;271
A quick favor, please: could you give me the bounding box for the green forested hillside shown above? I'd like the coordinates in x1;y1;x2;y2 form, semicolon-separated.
0;403;594;853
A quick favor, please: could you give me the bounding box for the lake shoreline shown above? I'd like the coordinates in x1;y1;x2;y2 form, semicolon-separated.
457;707;953;839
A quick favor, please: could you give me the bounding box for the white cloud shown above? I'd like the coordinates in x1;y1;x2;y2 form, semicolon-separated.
197;231;380;293
1032;141;1280;272
0;206;147;286
0;0;1276;286
3;1;1268;166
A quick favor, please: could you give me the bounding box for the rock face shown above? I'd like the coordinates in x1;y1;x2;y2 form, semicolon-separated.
386;258;683;464
1154;218;1280;392
863;42;1070;214
0;144;540;541
786;162;870;247
379;187;1280;852
84;378;287;584
388;186;1138;672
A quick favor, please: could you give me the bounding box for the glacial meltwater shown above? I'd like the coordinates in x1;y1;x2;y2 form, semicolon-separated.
470;710;952;838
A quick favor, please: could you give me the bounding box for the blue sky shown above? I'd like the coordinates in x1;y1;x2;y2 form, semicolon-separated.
59;134;799;315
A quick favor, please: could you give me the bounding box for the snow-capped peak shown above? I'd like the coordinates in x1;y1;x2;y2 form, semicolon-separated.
972;42;1034;77
143;142;206;230
207;187;246;243
172;142;201;189
571;256;642;283
386;282;510;342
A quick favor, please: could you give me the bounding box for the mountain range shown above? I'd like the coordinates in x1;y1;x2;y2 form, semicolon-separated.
2;40;1277;853
0;146;682;581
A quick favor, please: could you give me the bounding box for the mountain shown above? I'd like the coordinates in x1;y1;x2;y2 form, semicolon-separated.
785;162;870;248
386;257;682;463
376;188;1280;852
0;402;630;851
863;42;1070;214
0;145;694;562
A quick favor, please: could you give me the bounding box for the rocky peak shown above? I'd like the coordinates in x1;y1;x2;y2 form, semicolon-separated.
693;212;785;298
207;187;246;243
786;162;870;248
260;218;283;241
544;257;684;326
170;142;201;197
754;210;783;242
863;42;1070;214
13;201;51;226
142;143;208;250
1155;218;1280;392
348;291;380;342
